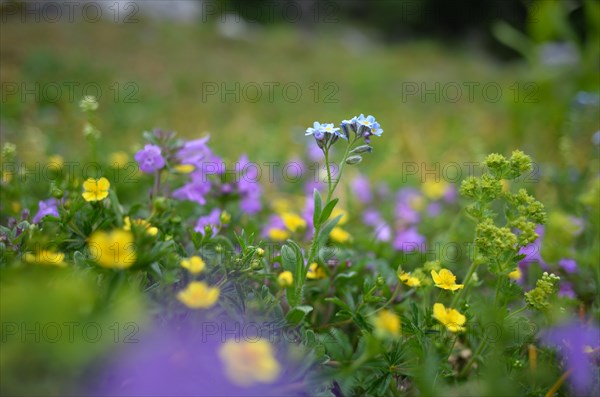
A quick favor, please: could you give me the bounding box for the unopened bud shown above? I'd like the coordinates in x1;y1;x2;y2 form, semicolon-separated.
220;210;231;224
346;155;363;165
79;96;99;112
350;145;372;154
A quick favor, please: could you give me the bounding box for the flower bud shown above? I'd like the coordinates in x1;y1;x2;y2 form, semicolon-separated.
153;197;168;212
1;143;16;161
346;155;363;165
256;247;265;257
250;259;262;270
220;210;231;224
375;275;385;286
350;145;372;155
51;187;64;199
83;123;101;140
79;96;99;112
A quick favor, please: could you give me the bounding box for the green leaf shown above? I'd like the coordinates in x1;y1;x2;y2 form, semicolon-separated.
108;189;124;226
280;245;296;273
319;198;339;225
324;296;351;311
312;189;322;227
286;305;313;325
316;215;343;247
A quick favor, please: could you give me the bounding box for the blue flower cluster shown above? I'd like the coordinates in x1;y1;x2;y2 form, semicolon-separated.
306;114;383;148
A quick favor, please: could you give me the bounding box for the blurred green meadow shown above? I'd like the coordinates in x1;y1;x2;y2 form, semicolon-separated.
1;2;598;179
1;1;599;396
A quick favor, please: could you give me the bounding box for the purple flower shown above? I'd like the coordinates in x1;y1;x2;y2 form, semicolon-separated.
558;258;578;274
92;322;295;397
559;282;576;298
393;227;426;252
177;136;223;173
374;223;392;242
351;175;372;204
194;208;221;235
32;199;59;224
306;141;323;161
363;208;383;227
240;192;262;214
541;320;600;395
395;188;423;225
519;225;547;268
261;215;286;238
172;172;211;205
443;185;458;203
237;155;262;214
134;144;165;173
303;179;325;195
426;202;442;217
302;196;315;237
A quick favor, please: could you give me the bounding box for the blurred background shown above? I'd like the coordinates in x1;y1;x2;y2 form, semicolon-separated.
1;0;598;186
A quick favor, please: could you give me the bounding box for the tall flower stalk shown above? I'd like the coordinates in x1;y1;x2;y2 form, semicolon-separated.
284;115;383;309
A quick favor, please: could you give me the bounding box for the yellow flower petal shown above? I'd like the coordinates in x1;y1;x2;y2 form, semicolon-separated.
96;177;110;191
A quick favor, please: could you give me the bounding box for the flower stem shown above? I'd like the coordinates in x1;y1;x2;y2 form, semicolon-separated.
506;305;528;319
459;337;487;377
152;170;161;198
327;138;355;202
324;147;333;202
451;231;479;307
544;368;572;397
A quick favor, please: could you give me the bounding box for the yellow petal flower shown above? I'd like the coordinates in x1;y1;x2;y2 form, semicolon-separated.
219;339;280;386
372;309;401;338
422;180;448;200
431;269;464;291
88;229;136;269
508;268;522;281
272;198;292;214
433;303;466;333
173;164;195;174
306;263;326;280
110;151;129;168
277;270;293;287
330;207;348;225
268;228;290;241
82;177;110;202
399;272;421;287
180;256;206;274
330;227;351;243
48;154;64;167
177;281;220;309
24;250;67;267
280;212;306;233
123;216;159;236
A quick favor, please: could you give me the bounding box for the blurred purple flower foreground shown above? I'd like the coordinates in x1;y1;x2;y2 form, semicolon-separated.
541;319;600;395
89;324;294;397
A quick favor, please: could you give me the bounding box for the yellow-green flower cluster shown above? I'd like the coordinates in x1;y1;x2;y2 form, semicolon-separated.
525;272;560;311
475;219;518;257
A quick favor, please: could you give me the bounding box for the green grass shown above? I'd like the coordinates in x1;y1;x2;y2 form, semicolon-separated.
1;20;598;194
